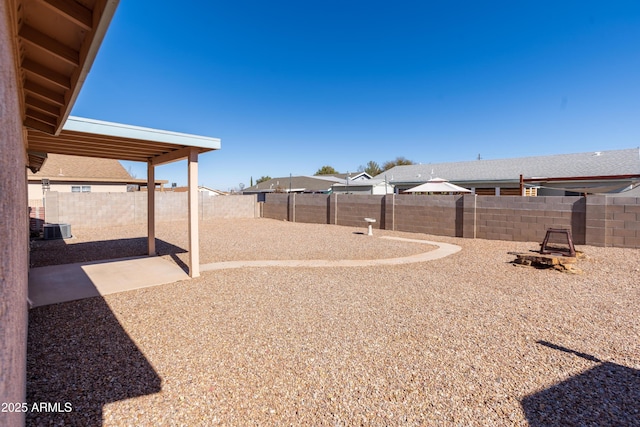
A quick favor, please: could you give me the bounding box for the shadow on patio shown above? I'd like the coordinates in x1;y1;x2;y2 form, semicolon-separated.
30;236;189;273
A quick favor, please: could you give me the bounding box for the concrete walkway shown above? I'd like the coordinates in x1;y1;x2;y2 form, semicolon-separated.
201;236;461;271
29;237;461;307
28;256;189;308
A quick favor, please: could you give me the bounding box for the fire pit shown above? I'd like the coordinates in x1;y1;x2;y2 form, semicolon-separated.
511;228;584;273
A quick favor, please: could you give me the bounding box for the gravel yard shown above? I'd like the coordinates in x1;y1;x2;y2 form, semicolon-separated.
27;218;640;426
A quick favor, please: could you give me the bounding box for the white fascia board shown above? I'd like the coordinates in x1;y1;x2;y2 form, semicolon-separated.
64;116;221;150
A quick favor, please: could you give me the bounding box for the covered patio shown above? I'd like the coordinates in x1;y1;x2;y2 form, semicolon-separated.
13;0;220;279
28;116;221;278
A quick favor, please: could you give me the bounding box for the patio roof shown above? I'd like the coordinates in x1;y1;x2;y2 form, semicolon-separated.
27;116;221;169
11;0;120;135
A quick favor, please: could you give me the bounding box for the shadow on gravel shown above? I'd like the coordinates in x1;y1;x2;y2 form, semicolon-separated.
27;294;162;426
522;341;640;426
30;237;186;268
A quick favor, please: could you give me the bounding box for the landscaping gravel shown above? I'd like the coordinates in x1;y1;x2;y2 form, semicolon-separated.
27;218;640;426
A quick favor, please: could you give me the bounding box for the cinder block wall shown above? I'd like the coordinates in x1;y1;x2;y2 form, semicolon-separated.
45;192;257;228
260;193;640;249
475;196;586;244
335;195;385;228
52;192;136;227
202;194;257;219
292;194;330;224
1;2;29;424
606;197;640;248
155;192;188;222
393;194;461;237
263;194;289;221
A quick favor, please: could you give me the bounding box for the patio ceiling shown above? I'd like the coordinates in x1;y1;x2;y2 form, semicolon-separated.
11;0;119;135
11;0;221;171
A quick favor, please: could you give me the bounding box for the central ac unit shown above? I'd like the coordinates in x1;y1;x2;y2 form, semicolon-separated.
43;223;72;240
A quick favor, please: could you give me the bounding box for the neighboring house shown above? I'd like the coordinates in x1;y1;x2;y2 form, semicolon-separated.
29;154;121;198
27;153;163;201
197;186;228;196
244;172;374;199
378;148;640;196
171;185;228;196
330;172;372;181
332;178;394;195
243;175;343;200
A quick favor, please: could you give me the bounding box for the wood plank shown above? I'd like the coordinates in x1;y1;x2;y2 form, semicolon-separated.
24;117;56;134
39;0;93;31
25;95;60;116
150;146;192;166
26;141;159;158
19;24;80;66
22;58;71;89
24;80;65;105
26;108;58;126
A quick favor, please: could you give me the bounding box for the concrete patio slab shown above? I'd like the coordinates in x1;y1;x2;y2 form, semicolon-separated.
28;256;189;307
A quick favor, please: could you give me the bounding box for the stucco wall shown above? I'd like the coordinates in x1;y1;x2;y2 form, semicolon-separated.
0;2;28;425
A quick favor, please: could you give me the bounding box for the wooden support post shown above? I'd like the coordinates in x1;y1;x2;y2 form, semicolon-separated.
147;161;156;256
188;149;200;277
520;174;524;196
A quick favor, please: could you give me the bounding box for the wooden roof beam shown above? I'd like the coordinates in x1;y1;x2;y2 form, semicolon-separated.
25;117;56;134
39;0;93;31
19;24;80;66
30;133;188;151
26;143;159;161
24;80;65;105
25;95;61;116
22;58;71;89
26;108;58;126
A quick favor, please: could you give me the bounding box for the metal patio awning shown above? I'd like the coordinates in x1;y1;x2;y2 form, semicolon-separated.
27;116;220;167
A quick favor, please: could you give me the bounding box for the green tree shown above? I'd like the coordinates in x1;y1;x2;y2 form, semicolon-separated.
256;175;271;184
363;160;382;176
382;156;414;172
315;165;338;175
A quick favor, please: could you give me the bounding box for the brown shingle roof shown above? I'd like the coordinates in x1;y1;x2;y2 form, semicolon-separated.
28;154;133;182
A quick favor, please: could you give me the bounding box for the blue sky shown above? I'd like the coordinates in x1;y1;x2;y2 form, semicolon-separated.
71;1;640;191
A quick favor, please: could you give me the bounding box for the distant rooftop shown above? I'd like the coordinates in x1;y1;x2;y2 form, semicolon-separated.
377;148;640;183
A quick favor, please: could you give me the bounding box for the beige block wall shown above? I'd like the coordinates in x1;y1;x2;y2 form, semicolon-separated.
1;2;29;425
44;192;258;228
